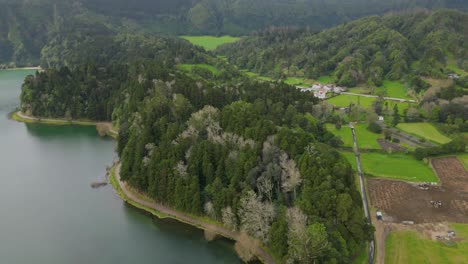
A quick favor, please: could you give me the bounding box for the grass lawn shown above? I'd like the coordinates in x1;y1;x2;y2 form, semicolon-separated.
242;70;273;81
396;123;451;144
318;75;332;84
344;80;412;100
180;35;240;50
379;80;411;99
341;151;439;182
327;95;414;116
327;95;375;108
326;123;382;149
385;223;468;264
284;77;315;86
457;154;468;170
348;86;371;94
178;64;220;75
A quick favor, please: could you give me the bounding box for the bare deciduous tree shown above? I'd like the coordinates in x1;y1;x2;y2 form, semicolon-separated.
280;153;302;198
287;207;329;263
257;176;274;202
239;191;275;243
222;206;237;230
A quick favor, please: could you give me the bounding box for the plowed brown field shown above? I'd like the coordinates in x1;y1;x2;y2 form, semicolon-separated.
368;157;468;223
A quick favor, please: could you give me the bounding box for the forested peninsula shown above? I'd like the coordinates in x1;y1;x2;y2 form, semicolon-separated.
18;28;373;262
13;3;467;263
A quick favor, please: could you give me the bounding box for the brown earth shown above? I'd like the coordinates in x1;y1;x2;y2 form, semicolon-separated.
369;157;467;264
377;139;407;152
368;157;468;224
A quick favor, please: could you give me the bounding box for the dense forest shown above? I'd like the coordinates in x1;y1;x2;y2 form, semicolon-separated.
13;2;467;263
1;0;467;66
216;10;468;86
20;40;373;262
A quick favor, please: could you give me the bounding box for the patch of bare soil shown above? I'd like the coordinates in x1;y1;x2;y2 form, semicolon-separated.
377;139;407;152
368;157;468;224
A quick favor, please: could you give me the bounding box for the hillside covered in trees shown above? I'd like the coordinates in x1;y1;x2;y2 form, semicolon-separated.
1;0;467;66
19;36;373;262
216;10;468;86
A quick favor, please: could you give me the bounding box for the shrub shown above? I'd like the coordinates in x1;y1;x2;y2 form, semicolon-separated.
392;138;400;143
367;122;382;134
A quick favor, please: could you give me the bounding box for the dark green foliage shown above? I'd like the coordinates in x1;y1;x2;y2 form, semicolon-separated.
367;122;382;134
414;137;466;160
216;10;467;82
21;54;370;262
456;76;468;88
1;1;467;66
410;76;431;93
392;105;401;127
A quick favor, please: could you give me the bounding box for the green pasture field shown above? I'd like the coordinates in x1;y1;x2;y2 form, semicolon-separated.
326;123;382;149
341;151;438;182
180;35;240;50
385;223;468;264
396;123;451;144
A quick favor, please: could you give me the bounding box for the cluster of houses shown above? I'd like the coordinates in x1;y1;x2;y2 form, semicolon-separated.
298;84;347;99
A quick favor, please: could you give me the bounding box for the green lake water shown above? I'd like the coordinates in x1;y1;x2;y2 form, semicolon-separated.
0;69;241;264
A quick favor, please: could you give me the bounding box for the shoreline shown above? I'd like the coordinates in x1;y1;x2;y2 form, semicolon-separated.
2;66;41;71
11;111;118;138
110;163;276;264
12;110;275;263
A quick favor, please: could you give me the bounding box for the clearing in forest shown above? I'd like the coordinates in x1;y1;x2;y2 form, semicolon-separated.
178;64;220;76
378;80;412;99
180;35;240;50
396;123;451;144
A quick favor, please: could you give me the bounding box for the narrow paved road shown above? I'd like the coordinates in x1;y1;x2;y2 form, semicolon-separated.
341;92;417;103
350;124;375;264
115;164;275;264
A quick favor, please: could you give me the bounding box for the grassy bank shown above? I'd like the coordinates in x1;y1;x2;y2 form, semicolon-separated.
341;151;439;182
385;224;468;264
11;111;118;139
109;165;169;219
396;123;451;144
109;164;231;235
11;111;96;126
457;154;468;170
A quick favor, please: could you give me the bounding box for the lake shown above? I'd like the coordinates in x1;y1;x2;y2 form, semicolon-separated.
0;69;241;264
